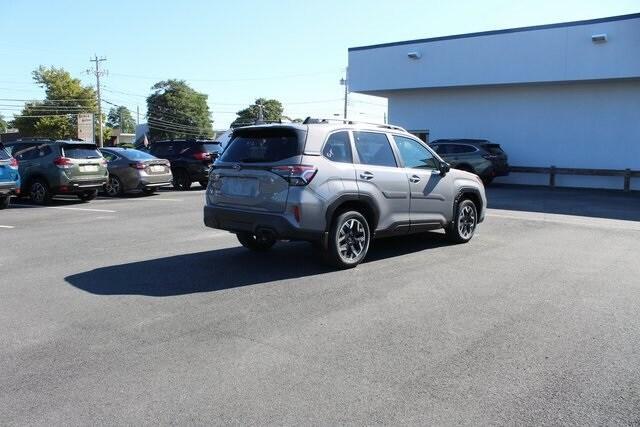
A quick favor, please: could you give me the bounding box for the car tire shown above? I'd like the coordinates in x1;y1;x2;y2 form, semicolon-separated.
199;180;209;189
29;179;52;205
172;169;191;191
0;196;9;210
105;175;124;197
77;190;98;202
236;232;276;252
446;198;478;244
142;188;156;195
325;210;370;269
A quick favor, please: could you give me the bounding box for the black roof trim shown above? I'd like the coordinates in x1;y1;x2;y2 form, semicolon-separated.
348;12;640;52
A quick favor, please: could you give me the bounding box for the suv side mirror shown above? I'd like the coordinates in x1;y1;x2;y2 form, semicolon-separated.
439;161;450;176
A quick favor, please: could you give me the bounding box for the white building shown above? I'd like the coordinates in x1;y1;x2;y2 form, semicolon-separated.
348;13;640;190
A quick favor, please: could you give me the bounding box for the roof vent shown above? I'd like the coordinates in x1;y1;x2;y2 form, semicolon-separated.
591;33;607;43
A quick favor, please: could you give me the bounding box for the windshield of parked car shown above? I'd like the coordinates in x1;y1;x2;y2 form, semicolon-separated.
62;144;102;159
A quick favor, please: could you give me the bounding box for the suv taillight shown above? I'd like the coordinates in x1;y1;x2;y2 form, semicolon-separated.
53;157;73;169
193;151;211;161
271;165;317;186
9;158;18;169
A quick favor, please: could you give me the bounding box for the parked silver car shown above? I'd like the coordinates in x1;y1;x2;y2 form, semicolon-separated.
100;147;172;196
204;118;486;268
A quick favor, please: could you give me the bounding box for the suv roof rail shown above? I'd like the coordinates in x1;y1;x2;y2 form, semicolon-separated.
302;117;407;132
14;137;89;143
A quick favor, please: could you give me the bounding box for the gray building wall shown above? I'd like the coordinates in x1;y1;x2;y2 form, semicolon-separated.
381;80;640;190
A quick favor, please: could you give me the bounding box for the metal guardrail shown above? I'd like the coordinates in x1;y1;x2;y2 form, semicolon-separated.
509;166;640;192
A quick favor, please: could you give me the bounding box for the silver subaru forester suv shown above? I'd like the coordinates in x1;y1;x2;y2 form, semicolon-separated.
204;118;486;268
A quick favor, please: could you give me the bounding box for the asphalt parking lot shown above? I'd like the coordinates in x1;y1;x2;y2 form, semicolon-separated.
1;186;640;425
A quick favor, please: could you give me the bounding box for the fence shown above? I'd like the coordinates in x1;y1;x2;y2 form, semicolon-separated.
509;166;640;192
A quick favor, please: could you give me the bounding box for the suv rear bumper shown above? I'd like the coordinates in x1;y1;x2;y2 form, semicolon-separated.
204;205;323;242
54;178;107;194
0;182;19;196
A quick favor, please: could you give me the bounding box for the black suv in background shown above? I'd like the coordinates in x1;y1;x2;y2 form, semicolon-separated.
430;139;509;185
148;139;222;190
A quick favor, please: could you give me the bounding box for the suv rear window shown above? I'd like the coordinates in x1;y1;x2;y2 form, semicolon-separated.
0;146;10;160
220;128;302;163
62;144;101;159
482;144;504;155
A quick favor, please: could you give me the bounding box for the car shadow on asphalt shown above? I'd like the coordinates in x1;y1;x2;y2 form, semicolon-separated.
65;232;452;297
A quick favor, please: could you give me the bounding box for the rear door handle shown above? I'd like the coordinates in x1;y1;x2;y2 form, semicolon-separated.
409;175;421;183
360;171;374;180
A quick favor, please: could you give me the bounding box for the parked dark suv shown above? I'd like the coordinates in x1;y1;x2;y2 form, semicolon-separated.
429;139;509;185
148;139;222;190
5;139;108;204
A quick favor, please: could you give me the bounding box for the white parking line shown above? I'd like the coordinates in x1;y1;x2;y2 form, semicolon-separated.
0;225;15;229
44;206;117;213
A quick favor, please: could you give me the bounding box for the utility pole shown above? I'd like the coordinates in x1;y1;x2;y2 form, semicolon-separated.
87;55;107;147
340;69;348;120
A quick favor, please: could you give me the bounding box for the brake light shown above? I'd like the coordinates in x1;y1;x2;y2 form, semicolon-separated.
9;158;18;169
193;151;211;161
271;165;318;186
99;158;108;167
53;157;73;169
129;162;145;170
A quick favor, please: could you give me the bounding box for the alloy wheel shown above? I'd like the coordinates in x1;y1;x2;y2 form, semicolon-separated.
458;204;476;239
337;218;367;262
31;182;46;204
105;177;121;196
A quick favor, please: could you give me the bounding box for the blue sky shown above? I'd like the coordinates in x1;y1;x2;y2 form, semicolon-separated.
1;0;638;129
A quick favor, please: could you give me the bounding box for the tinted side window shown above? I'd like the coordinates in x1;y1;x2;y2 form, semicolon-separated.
322;131;352;163
14;144;40;160
101;151;118;162
393;136;438;169
353;132;397;167
150;143;171;157
0;146;10;160
449;144;476;154
432;144;448;155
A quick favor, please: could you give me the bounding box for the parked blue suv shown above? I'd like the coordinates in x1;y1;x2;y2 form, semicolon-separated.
0;143;20;209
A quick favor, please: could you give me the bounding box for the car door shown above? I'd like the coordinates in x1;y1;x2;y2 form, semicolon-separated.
352;130;410;233
12;144;38;186
392;135;455;228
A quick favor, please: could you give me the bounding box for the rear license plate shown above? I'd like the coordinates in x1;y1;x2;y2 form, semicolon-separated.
79;165;98;172
222;177;257;197
150;165;165;173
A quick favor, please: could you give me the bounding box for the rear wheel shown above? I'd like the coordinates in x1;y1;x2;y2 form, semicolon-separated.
77;190;98;202
0;196;9;210
172;169;191;191
105;175;123;197
236;232;276;252
446;198;478;243
325;210;370;269
29;179;52;205
199;180;209;189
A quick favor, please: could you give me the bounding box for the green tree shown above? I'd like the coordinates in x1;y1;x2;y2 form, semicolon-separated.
231;98;284;128
13;66;98;140
0;114;7;133
107;106;136;133
146;79;213;140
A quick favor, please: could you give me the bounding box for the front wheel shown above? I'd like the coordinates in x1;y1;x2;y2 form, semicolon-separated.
29;179;52;205
446;199;478;243
325;211;370;269
236;232;276;252
104;175;123;197
77;190;98;202
0;196;9;210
